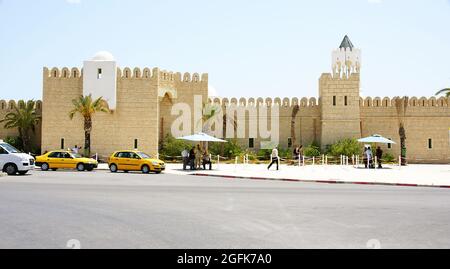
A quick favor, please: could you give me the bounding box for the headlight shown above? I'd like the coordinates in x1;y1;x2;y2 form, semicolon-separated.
151;161;160;166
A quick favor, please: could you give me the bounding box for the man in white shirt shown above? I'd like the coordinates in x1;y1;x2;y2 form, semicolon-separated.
181;149;189;170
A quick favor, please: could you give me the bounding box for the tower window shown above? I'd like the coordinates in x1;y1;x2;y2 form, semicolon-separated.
333;96;337;106
428;139;433;149
97;68;102;79
61;138;65;150
134;139;138;149
249;138;255;149
388;138;392;149
344;96;348;106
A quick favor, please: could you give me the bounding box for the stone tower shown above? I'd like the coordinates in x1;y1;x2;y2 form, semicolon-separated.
319;35;362;148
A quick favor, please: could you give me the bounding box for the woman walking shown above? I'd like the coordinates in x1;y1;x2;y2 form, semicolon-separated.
267;147;279;171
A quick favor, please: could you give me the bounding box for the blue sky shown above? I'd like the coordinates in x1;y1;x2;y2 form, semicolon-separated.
0;0;449;100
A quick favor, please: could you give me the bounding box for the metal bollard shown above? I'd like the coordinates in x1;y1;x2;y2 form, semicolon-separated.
312;156;315;166
302;156;305;167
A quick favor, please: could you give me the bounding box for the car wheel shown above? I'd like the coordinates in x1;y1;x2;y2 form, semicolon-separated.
41;163;49;171
4;164;17;176
110;164;118;173
77;163;85;172
141;165;150;174
18;171;28;175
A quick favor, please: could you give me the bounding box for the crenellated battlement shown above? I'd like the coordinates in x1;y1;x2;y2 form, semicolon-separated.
43;66;208;84
360;96;450;108
206;97;319;108
320;72;360;81
116;67;208;83
0;99;43;111
44;67;82;79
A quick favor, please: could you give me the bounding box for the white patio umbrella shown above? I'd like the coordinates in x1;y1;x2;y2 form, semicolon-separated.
177;132;227;143
358;134;396;144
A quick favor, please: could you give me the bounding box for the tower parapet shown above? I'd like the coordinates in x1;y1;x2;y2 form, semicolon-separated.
332;35;361;78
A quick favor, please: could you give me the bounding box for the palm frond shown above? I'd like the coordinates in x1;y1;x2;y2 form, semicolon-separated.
436;88;450;97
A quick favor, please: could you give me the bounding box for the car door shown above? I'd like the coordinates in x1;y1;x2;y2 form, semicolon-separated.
0;146;8;170
61;152;76;169
46;152;62;168
116;152;131;170
129;152;142;171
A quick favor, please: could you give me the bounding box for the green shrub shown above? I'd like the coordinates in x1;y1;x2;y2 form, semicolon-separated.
159;135;192;160
304;142;321;157
383;153;395;163
278;148;292;159
257;149;272;160
209;139;243;158
328;138;361;157
4;136;23;151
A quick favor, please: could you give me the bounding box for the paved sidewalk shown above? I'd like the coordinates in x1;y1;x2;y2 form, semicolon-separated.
162;163;450;188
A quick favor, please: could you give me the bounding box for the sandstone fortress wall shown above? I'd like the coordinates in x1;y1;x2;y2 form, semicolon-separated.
1;37;449;163
0;100;42;150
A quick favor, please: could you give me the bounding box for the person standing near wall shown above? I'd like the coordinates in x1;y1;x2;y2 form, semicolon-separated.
267;147;279;171
182;148;189;170
195;144;203;170
376;146;383;169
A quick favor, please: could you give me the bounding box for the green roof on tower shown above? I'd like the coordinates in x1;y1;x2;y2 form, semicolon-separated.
339;35;354;50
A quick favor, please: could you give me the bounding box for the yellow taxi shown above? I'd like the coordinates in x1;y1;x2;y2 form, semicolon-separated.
108;150;165;174
35;151;98;172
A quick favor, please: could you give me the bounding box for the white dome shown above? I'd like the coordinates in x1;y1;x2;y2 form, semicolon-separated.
91;51;115;61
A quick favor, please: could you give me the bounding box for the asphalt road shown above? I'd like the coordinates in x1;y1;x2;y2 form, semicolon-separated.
0;170;449;249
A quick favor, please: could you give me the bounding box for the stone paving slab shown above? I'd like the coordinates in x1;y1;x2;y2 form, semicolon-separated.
162;163;450;188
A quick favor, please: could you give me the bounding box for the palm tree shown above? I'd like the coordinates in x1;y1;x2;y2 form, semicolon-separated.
395;96;409;166
0;100;41;153
69;94;109;157
290;104;300;147
436;88;450;98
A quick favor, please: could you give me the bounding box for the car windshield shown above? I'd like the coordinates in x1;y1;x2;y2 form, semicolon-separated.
137;152;152;159
0;143;20;153
71;153;82;158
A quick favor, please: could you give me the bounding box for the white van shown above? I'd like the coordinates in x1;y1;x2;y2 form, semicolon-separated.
0;140;35;175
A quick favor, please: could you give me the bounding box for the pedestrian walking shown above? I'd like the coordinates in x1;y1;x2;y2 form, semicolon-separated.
267;147;279;171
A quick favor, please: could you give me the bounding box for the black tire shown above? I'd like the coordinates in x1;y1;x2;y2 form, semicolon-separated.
41;163;49;171
18;171;28;175
110;164;118;173
86;166;94;172
4;164;17;176
141;165;150;174
76;163;85;172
